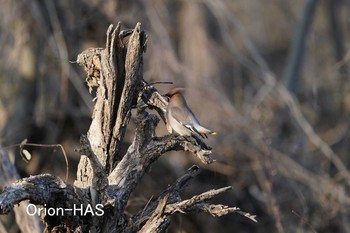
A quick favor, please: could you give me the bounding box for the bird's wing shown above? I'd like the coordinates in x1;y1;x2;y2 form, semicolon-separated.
170;106;192;125
171;106;207;138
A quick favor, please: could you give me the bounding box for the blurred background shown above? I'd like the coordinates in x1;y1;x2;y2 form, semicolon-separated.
1;0;350;232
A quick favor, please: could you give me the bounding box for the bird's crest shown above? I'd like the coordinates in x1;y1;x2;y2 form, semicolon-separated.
165;87;185;97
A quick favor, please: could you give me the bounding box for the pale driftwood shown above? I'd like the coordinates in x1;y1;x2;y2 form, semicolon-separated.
0;22;256;232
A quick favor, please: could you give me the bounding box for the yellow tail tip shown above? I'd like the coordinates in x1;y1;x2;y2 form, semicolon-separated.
211;132;217;135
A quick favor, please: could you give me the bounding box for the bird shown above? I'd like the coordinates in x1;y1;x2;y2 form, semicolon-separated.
165;88;216;139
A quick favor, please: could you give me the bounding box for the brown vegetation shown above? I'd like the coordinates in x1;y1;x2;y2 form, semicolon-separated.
1;0;350;232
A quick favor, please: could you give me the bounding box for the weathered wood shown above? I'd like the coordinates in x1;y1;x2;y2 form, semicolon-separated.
0;148;42;233
0;174;89;232
108;23;146;171
0;22;256;232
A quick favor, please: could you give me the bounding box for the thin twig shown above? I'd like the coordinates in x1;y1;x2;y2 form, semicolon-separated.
4;142;69;182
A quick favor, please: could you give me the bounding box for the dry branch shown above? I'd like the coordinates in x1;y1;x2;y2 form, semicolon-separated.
131;166;200;231
0;22;255;232
0;174;89;232
283;0;318;94
0;148;42;233
135;169;256;232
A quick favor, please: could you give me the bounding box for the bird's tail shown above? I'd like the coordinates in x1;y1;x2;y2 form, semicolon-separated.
192;125;217;138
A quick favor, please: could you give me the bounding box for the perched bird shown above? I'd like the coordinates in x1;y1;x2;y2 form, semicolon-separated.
165;88;216;139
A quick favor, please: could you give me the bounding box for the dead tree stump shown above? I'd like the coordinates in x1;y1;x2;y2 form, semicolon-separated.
0;22;256;232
